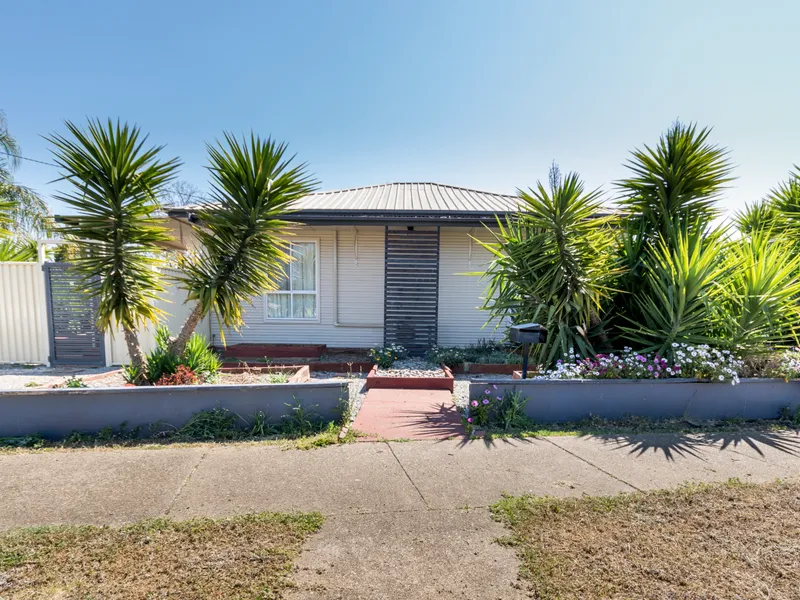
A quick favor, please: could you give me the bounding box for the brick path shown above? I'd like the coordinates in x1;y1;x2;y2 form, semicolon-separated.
351;388;464;440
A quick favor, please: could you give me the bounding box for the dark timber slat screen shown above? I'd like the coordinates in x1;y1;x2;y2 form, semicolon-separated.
44;263;105;366
383;227;440;354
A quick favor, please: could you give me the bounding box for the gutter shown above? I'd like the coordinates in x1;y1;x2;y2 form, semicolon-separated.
332;228;383;329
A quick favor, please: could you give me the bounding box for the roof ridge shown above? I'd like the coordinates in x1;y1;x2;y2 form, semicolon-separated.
307;181;518;200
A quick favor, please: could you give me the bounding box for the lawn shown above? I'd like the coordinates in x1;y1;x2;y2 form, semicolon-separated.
0;512;323;599
492;480;800;599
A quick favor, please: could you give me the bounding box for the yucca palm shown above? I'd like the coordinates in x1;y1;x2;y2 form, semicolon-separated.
170;132;318;354
47;119;180;375
733;199;783;235
478;170;621;368
621;224;733;359
616;121;733;237
720;230;800;350
766;167;800;233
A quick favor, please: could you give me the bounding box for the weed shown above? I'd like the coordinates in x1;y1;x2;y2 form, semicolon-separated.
178;408;240;440
264;371;290;384
63;376;88;388
281;399;321;436
23;381;40;388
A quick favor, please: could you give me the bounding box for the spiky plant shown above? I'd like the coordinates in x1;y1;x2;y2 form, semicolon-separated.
766;166;800;232
47;119;180;375
170;132;317;354
478;170;620;367
733;199;783;235
719;229;800;350
616;121;733;237
620;224;733;359
0;238;36;261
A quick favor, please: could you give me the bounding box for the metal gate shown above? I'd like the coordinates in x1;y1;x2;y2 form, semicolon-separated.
43;263;106;366
383;227;440;354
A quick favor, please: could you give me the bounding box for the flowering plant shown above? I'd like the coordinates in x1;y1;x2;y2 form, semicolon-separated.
535;344;742;384
369;344;408;368
465;385;528;431
768;348;800;381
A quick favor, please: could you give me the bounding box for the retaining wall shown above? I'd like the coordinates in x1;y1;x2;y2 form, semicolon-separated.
0;381;348;438
467;378;800;423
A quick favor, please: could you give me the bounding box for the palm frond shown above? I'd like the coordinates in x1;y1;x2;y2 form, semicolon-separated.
620;224;734;358
733;199;783;235
478;170;621;367
176;132;318;336
46;118;180;332
616;121;734;235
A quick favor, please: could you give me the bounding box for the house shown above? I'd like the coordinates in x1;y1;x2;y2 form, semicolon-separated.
167;183;521;353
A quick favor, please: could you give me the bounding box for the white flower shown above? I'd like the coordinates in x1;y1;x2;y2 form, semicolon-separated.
718;375;724;381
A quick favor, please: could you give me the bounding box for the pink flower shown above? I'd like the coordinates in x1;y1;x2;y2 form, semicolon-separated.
485;389;491;394
483;399;490;405
492;384;498;390
467;417;473;423
471;400;479;407
647;365;654;372
496;396;502;401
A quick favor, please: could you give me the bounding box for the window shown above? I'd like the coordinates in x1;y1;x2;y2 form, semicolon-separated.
266;241;318;320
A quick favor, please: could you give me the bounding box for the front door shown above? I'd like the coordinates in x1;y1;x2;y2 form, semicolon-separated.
383;227;440;355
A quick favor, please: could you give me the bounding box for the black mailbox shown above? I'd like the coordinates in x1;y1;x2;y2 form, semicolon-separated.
510;323;547;379
510;323;547;345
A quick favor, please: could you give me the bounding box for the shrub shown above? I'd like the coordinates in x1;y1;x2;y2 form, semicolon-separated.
181;333;222;379
425;346;466;368
768;348;800;381
178;407;239;439
121;364;140;385
369;344;407;368
155;365;198;386
144;344;181;384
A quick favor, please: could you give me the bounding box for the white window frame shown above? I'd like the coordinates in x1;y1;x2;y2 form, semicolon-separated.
264;239;320;323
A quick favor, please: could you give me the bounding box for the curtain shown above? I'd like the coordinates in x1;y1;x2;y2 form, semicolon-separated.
291;242;316;291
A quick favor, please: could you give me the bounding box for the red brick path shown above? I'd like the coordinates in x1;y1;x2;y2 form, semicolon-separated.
352;388;465;441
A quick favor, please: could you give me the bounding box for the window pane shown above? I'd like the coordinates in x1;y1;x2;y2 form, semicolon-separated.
276;260;290;291
292;293;316;319
291;243;316;291
266;294;291;318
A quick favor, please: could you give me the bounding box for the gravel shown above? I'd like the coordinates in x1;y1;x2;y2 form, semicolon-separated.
311;372;367;423
0;365;120;390
375;358;446;378
452;374;515;409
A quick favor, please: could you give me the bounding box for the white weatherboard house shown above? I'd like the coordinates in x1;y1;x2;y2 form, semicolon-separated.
167;183;521;353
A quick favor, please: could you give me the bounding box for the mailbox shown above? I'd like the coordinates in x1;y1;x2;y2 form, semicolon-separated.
510;323;547;379
510;323;547;345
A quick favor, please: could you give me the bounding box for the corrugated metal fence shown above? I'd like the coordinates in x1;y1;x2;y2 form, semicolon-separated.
0;263;210;366
0;262;49;363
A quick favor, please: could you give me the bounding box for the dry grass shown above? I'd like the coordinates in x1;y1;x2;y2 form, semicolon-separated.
0;512;323;599
493;480;800;599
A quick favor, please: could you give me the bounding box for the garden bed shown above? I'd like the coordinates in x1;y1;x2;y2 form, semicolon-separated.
468;377;800;423
366;360;454;391
0;380;349;439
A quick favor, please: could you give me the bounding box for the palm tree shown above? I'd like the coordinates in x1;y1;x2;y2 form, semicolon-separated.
47;119;180;376
478;167;621;367
170;132;318;355
616;121;733;238
0;110;51;243
611;122;735;350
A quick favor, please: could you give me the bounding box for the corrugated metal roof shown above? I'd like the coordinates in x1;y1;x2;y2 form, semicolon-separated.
289;182;521;213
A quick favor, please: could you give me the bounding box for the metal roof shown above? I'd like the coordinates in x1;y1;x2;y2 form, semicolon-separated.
289;182;522;214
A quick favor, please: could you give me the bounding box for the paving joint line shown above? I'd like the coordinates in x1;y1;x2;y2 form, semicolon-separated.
165;450;208;515
543;437;642;492
385;441;431;509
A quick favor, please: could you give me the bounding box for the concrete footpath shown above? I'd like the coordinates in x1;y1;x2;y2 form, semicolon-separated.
2;431;800;598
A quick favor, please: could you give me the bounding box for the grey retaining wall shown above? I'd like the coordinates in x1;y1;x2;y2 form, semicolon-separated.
468;378;800;423
0;382;348;439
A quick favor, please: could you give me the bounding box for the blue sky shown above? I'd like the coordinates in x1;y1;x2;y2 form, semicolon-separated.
4;0;798;216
